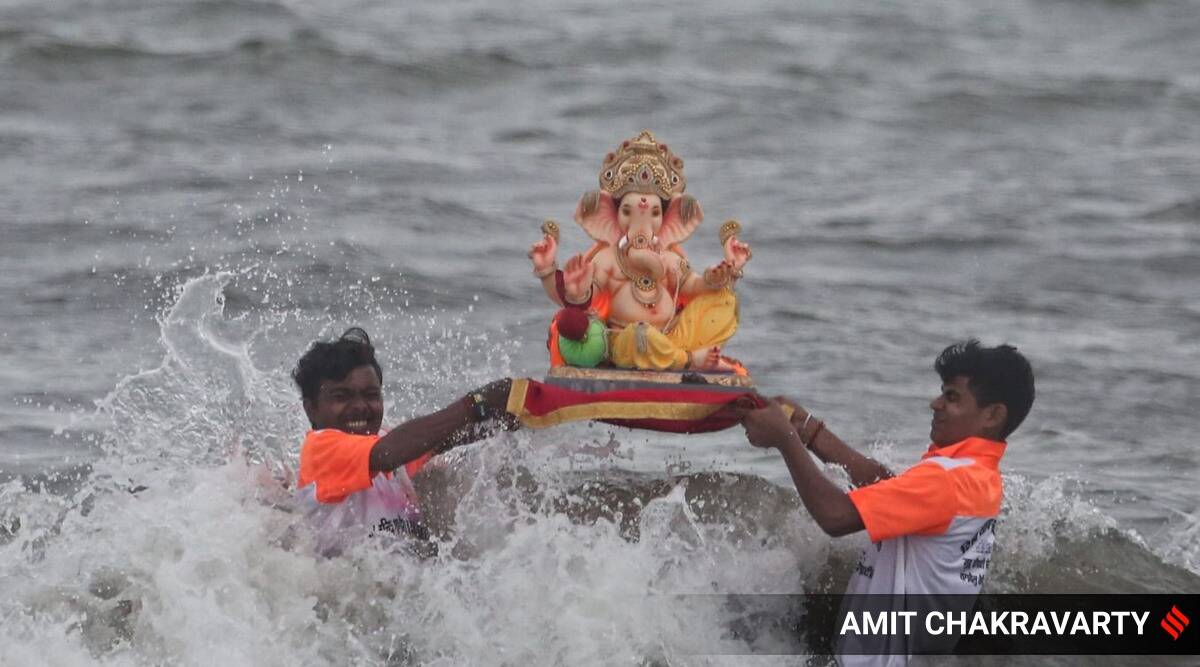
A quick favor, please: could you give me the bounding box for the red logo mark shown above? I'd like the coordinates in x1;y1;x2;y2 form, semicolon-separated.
1161;606;1189;640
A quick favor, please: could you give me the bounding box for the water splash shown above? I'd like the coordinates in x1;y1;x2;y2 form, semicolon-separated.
1158;509;1200;577
96;272;299;474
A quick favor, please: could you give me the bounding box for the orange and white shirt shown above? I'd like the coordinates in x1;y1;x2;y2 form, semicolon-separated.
845;436;1004;597
837;437;1006;665
294;429;428;555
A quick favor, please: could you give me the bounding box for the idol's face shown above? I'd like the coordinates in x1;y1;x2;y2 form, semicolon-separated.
617;192;663;238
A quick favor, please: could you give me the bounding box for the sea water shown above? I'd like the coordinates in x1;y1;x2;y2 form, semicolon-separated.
2;0;1199;664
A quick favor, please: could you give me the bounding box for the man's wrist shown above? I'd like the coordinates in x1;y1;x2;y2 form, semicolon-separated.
792;410;825;448
463;392;489;422
779;429;807;452
466;379;513;421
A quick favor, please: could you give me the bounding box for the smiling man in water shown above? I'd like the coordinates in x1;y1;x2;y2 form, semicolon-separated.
736;339;1035;663
291;328;515;556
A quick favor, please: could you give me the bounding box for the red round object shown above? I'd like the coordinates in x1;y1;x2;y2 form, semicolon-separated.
556;308;589;341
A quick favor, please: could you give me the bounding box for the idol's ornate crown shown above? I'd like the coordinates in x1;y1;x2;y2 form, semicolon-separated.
598;130;686;201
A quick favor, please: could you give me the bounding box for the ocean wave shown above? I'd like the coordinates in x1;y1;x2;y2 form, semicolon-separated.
1156;509;1200;578
914;70;1179;119
2;450;1194;663
1;27;309;63
2;0;304;57
756;230;1025;253
4;219;175;246
1142;196;1200;223
7;35;170;64
3;22;533;90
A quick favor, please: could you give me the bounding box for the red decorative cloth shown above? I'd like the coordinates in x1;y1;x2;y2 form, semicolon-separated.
506;378;765;434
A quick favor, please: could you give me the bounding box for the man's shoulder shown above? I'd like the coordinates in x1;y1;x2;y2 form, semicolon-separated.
297;429;382;501
302;429;380;447
299;429;381;468
916;456;975;471
301;429;335;454
910;454;1003;520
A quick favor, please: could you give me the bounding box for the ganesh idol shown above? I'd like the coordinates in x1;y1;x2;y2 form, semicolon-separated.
528;130;752;372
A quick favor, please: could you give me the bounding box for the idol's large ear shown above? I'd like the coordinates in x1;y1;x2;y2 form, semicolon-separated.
659;194;703;246
574;190;621;244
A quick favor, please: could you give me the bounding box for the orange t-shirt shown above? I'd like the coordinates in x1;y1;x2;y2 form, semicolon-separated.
295;429;428;555
298;429;431;504
837;438;1007;662
298;429;378;504
847;437;1004;544
843;437;1006;600
846;462;958;543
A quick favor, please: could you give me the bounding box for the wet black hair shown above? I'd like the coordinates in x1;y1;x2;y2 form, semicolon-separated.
935;339;1035;439
292;327;383;403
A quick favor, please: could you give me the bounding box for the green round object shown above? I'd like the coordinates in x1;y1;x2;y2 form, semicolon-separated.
558;318;607;368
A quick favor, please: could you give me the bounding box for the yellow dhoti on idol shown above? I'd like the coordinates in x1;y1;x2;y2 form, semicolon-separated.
608;289;738;371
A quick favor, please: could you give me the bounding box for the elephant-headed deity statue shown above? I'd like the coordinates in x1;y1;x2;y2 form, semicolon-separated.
529;130;751;372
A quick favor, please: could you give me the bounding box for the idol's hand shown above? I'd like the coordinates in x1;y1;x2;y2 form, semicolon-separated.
702;260;738;290
528;233;558;276
562;253;594;304
723;236;752;271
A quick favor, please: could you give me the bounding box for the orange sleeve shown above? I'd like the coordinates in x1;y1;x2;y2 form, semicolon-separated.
298;430;379;504
847;463;956;542
404;452;433;478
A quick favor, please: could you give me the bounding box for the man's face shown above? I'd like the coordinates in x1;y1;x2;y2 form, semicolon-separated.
928;375;1004;446
303;365;384;435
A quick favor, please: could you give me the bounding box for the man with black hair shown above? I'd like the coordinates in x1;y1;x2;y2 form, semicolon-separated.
735;339;1034;663
292;327;515;555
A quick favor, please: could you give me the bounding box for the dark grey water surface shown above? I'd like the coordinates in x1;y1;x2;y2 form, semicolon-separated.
2;0;1199;662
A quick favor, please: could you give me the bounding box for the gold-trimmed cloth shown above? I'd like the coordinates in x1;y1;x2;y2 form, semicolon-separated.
505;377;766;434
